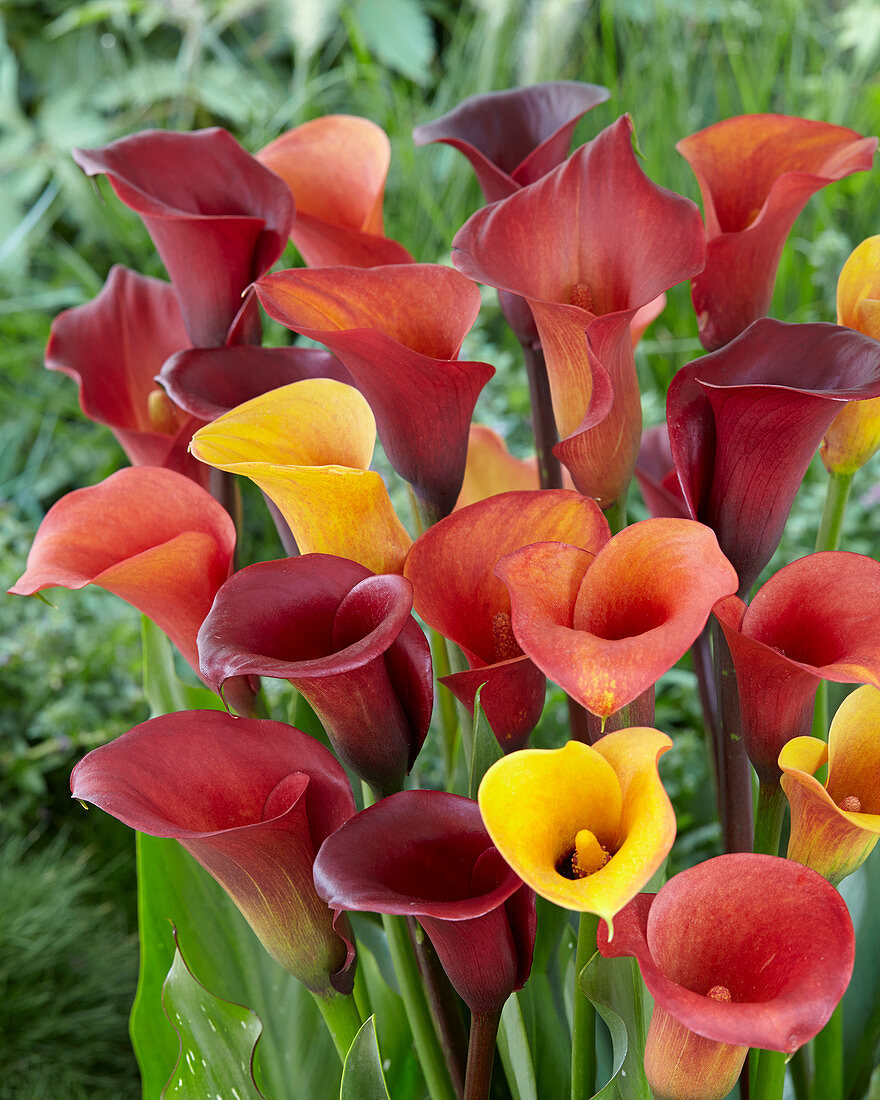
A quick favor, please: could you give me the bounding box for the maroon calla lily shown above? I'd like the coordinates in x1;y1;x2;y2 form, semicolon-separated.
599;854;854;1100
158;345;353;421
255;264;494;517
71;710;357;995
677;114;877;350
46;265;207;485
313;790;535;1017
667;318;880;595
72;128;295;347
198;554;432;797
714;551;880;784
452;115;705;506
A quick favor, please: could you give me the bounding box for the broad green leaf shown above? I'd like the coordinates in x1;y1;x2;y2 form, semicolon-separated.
841;843;880;1099
348;0;435;84
340;1016;391;1100
515;899;571;1097
578;952;652;1100
497;993;538;1100
161;932;264;1099
468;684;503;800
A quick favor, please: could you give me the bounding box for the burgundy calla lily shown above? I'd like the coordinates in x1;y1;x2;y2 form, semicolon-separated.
72;128;295;347
714;551;880;784
313;790;535;1017
599;854;854;1100
677;114;877;350
71;710;356;995
46;265;207;485
198;555;432;797
667;318;880;595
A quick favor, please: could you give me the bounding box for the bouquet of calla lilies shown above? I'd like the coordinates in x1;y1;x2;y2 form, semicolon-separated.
12;83;880;1100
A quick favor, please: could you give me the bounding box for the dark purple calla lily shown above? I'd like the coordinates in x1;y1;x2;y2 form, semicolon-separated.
667;319;880;595
71;710;357;995
72;128;294;347
313;790;535;1017
198;555;432;797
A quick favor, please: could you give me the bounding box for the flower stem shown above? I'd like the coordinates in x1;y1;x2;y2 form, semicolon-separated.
809;1004;843;1100
521;343;563;490
311;988;363;1062
571;912;599;1100
430;627;462;786
751;1049;788;1100
464;1009;502;1100
711;619;754;853
753;781;786;857
604;486;628;536
408;918;469;1098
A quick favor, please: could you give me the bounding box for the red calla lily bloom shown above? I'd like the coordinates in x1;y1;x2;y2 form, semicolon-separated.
46;265;207;486
599;854;854;1100
667;318;880;595
197;555;432;797
404;490;609;748
677;114;877;350
255;264;494;517
258;114;413;267
452;115;705;506
71;711;356;995
10;467;235;679
72;128;294;347
714;551;880;784
497;518;738;721
313;790;535;1017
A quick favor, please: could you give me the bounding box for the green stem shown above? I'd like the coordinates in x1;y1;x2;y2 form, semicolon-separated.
809;1004;843;1100
571;912;599;1100
464;1010;502;1100
751;1049;788;1100
430;627;461;786
753;782;786;857
604;485;629;536
383;913;458;1100
311;988;363;1062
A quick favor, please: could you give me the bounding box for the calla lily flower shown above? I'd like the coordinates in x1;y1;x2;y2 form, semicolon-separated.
72;128;294;347
822;235;880;474
198;555;432;798
496;517;738;721
189;378;412;575
634;424;689;520
255;264;494;518
313;790;535;1017
452;115;705;506
677;114;877;350
454;424;540;509
667;318;880;595
405;489;609;748
714;552;880;784
71;710;357;995
45;265;207;485
9;467;235;678
780;685;880;885
478;732;674;928
258;115;413;267
598;854;855;1100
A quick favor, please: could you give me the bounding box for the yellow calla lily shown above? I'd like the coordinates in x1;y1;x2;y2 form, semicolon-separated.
478;730;675;930
190;378;412;573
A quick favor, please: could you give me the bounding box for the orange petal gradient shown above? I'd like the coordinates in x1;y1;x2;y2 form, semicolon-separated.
454;425;540;510
822;236;880;473
780;685;880;885
189;378;411;574
478;731;674;926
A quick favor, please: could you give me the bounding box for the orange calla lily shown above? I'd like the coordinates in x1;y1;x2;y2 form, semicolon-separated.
189;378;411;574
822;235;880;474
478;731;674;928
780;684;880;886
454;424;539;509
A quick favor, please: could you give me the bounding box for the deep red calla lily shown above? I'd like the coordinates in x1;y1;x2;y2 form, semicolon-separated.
72;128;294;347
404;490;609;747
452;115;705;506
313;790;535;1016
10;467;235;679
599;855;854;1100
714;551;880;784
46;265;207;485
255;264;494;517
677;114;877;350
71;711;356;995
667;318;880;595
497;517;738;720
158;345;353;421
197;554;432;797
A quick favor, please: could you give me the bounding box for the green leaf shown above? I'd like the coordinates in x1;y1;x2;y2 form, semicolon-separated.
161;930;264;1099
340;1016;391;1100
468;684;503;800
347;0;435;84
141;615;227;716
578;952;652;1100
841;843;880;1100
496;993;538;1100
